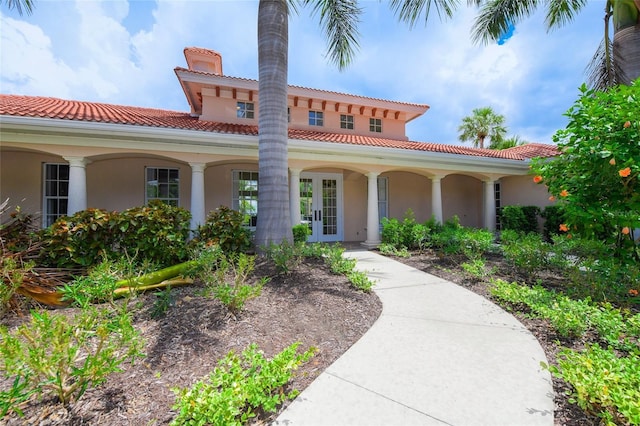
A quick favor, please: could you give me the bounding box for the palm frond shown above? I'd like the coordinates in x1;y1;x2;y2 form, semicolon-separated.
1;0;34;15
389;0;462;28
471;0;539;45
304;0;363;70
586;36;619;91
545;0;588;30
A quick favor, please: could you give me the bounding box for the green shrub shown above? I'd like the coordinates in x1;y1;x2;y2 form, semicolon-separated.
194;206;253;254
541;205;565;241
461;228;495;261
118;200;191;267
263;241;303;274
292;224;310;244
461;259;495;281
40;202;192;269
171;342;316;426
500;231;551;280
40;208;119;268
545;345;640;425
501;205;540;234
378;243;410;258
0;305;144;414
0;257;30;317
348;270;374;292
61;260;122;308
196;246;265;317
567;257;640;306
381;210;431;250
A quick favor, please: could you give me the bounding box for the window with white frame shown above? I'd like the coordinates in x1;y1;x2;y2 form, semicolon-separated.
340;114;354;130
232;170;259;227
369;118;382;133
378;176;388;230
237;102;255;119
146;167;180;206
308;110;323;126
43;163;69;227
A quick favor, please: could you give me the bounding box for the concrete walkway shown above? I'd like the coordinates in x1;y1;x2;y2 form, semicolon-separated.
274;249;554;426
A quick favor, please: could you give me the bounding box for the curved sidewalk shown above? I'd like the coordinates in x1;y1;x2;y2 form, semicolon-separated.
274;249;554;426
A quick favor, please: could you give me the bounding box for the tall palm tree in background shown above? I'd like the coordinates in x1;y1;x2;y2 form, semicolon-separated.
458;107;507;149
489;135;525;150
254;0;458;247
468;0;640;90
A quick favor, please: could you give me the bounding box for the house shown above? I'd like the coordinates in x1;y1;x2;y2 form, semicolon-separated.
0;47;558;246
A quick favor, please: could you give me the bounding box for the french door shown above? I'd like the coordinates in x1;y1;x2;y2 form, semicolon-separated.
299;173;343;242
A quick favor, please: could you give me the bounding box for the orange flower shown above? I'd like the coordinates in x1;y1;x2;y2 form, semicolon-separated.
559;224;569;232
609;158;616;166
560;189;569;197
630;289;639;297
533;175;543;183
567;234;572;239
619;167;631;177
622;227;630;235
624;121;631;128
549;196;556;202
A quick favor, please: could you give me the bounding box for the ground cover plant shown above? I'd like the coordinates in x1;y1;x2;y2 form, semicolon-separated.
0;206;381;425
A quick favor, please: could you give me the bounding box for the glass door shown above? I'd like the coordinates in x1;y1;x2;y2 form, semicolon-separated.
299;173;343;242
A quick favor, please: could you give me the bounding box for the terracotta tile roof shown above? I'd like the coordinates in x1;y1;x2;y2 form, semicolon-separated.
174;67;430;111
183;46;220;58
0;94;559;161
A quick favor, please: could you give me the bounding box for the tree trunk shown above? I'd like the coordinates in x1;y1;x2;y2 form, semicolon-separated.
255;0;293;249
614;24;640;84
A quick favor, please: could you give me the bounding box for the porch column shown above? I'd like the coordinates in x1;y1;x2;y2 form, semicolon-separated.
431;175;444;224
363;172;381;248
289;168;301;226
484;179;496;231
63;156;87;215
189;163;206;232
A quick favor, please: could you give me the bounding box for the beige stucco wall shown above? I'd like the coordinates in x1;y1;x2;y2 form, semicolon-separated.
87;157;192;212
384;172;432;221
343;171;367;241
0;150;61;224
500;175;553;208
442;174;483;228
199;94;407;140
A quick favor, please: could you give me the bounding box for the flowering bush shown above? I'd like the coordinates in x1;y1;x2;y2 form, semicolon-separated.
531;79;640;261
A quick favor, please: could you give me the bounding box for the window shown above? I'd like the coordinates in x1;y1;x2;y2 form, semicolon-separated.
43;163;69;227
494;182;502;230
287;107;291;123
369;118;382;133
308;110;323;126
237;102;254;119
146;167;180;206
232;170;259;227
377;176;388;230
340;114;354;130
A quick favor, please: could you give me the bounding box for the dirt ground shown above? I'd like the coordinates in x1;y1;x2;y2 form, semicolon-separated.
2;249;600;425
0;257;382;425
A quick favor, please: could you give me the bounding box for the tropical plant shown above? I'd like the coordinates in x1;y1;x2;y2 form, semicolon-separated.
457;107;507;149
0;0;34;15
531;80;640;262
489;135;525;150
468;0;640;89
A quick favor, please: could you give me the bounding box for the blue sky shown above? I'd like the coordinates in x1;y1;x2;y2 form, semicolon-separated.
1;0;606;145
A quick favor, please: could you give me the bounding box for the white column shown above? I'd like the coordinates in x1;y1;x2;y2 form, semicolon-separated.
363;172;381;248
63;156;87;215
431;175;444;224
289;168;301;226
189;163;206;232
484;179;496;230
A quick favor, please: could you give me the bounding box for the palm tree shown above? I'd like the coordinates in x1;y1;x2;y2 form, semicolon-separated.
254;0;461;247
1;0;34;15
458;107;507;149
490;135;525;150
468;0;640;90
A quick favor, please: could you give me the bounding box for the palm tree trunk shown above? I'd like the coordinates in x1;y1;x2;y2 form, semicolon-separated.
255;0;293;249
614;24;640;84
